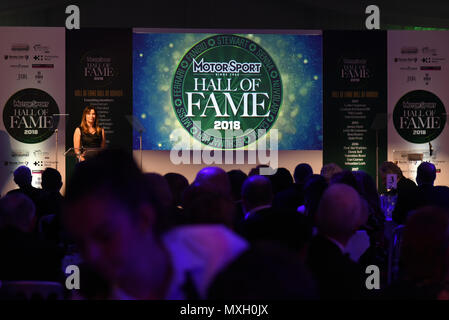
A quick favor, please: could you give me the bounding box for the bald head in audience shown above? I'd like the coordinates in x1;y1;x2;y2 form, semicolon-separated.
416;162;437;187
315;183;368;247
0;193;36;233
241;175;273;213
194;167;231;197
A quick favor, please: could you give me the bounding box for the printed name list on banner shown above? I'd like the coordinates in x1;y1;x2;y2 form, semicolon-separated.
323;30;387;186
0;27;65;195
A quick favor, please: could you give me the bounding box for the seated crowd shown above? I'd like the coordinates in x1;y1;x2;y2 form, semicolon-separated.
0;149;449;300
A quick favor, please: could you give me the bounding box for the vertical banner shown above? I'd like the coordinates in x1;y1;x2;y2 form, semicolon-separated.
66;28;133;179
323;30;387;187
0;27;65;196
388;31;449;186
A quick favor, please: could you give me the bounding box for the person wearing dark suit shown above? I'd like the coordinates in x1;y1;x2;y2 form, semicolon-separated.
388;161;439;225
238;175;274;241
7;166;43;219
208;241;318;300
238;175;312;254
306;184;369;299
273;163;313;212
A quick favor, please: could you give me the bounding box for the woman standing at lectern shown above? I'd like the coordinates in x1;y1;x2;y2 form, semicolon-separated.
73;106;105;161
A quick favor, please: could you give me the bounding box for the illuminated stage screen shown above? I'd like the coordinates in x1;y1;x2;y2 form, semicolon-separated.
133;29;322;150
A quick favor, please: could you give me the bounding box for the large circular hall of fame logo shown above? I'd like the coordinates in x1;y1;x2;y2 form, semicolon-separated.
172;34;283;149
3;88;60;144
393;90;446;144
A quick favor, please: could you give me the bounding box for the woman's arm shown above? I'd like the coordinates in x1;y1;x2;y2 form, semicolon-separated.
101;128;106;149
73;127;85;161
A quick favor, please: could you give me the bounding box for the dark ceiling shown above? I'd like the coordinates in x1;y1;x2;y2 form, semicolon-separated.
0;0;448;29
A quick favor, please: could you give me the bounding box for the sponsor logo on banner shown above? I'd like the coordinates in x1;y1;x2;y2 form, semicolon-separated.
171;34;282;149
33;44;51;53
422;46;437;56
33;55;59;62
401;47;418;54
2;88;60;144
4;55;29;61
11;150;30;157
80;51;116;87
32;64;54;68
33;150;50;157
32;160;43;167
9;64;29;69
4;161;29;166
35;71;44;83
11;44;30;52
420;66;441;71
423;73;431;85
339;58;372;83
400;66;418;71
394;57;418;63
406;75;416;83
16;73;28;80
393;90;446;144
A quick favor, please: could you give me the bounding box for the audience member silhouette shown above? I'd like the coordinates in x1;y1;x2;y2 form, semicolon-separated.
0;193;63;281
248;164;271;177
320;163;342;184
144;173;180;229
182;182;236;228
238;175;274;239
39;167;65;244
298;174;328;225
428;186;449;209
163;173;189;208
194;166;232;198
7;166;43;219
241;175;273;221
416;162;437;187
306;183;369;299
208;240;318;300
274;163;312;212
353;171;384;232
353;171;388;281
380;161;418;225
269;167;293;195
227;170;248;228
227;170;248;202
411;162;438;211
383;206;449;299
330;170;359;191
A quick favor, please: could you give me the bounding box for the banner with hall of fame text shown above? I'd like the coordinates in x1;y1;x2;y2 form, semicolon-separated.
388;31;449;186
323;30;387;188
66;29;133;180
0;27;65;196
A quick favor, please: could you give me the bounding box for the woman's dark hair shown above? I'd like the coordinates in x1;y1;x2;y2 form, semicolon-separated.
80;106;101;135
